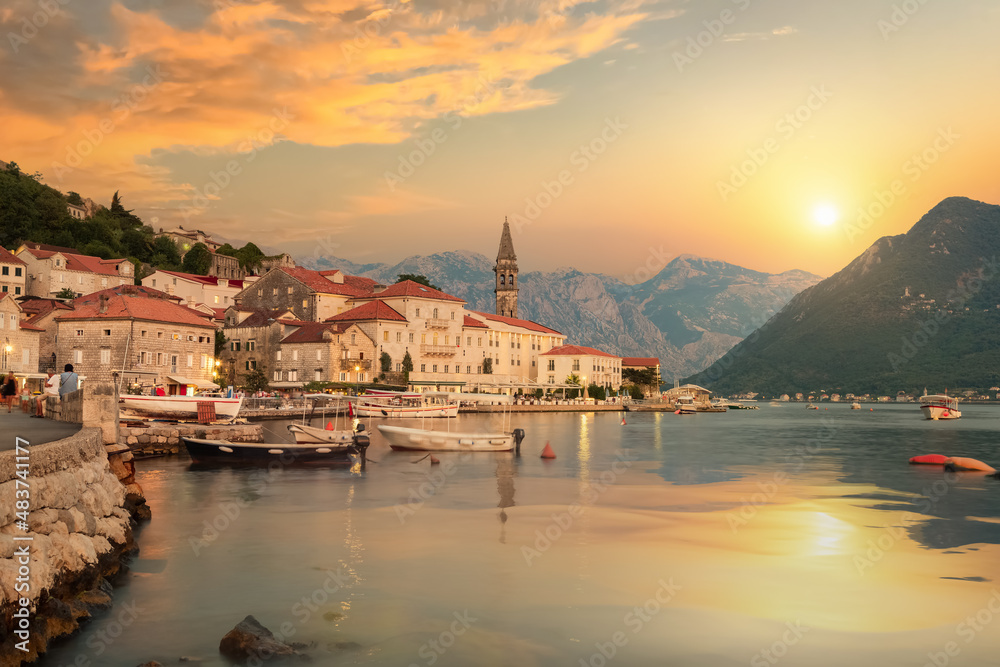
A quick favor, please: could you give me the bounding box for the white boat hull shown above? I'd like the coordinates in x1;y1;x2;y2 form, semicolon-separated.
921;405;962;420
377;424;514;452
288;423;356;444
120;395;243;421
355;401;459;418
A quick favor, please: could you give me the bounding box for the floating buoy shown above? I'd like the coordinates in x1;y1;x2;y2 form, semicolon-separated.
429;456;441;465
909;454;949;465
674;409;682;415
540;442;556;459
325;421;334;430
621;417;627;426
870;408;874;411
944;457;996;473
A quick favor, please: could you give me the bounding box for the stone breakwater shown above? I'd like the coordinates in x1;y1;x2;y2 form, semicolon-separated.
120;423;264;456
0;428;142;665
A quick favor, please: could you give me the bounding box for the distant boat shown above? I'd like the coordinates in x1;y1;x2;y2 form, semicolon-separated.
355;393;459;418
182;432;369;465
806;403;819;410
769;400;781;407
919;394;961;420
378;425;525;452
120;394;243;422
851;402;861;410
673;394;698;414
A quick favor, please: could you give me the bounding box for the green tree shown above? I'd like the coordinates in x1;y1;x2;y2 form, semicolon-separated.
216;243;238;257
55;287;76;299
182;242;213;275
150;236;182;268
566;373;581;386
396;273;440;290
241;366;269;394
483;357;493;374
214;329;228;357
67;191;84;205
587;384;606;400
628;385;644;399
401;351;414;381
380;351;392;373
623;367;658;386
235;242;265;271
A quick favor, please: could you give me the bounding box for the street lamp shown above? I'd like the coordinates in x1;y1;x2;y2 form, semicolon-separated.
355;364;361;396
2;342;11;371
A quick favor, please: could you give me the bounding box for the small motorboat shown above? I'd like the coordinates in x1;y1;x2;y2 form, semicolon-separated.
919;393;961;420
120;394;244;422
851;402;861;410
183;428;370;466
378;425;525;452
288;423;356;445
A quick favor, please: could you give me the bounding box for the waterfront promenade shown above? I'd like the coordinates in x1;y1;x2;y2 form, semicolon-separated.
0;408;81;451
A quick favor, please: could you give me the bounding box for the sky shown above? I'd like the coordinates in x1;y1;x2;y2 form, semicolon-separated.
2;0;999;278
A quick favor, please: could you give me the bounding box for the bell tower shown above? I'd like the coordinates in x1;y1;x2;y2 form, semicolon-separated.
494;217;518;318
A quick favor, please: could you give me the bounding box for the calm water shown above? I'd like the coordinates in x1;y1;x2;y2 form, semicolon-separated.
39;405;1000;666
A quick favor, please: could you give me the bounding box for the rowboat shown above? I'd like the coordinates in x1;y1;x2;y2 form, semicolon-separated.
120;394;244;421
288;422;356;445
182;432;369;466
378;425;526;452
919;394;961;420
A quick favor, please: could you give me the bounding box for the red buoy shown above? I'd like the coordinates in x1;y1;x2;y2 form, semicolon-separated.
325;421;334;430
540;442;556;459
430;456;441;465
621;417;627;426
909;454;949;465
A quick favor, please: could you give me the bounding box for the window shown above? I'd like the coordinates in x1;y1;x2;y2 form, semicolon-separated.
201;354;208;369
358;373;366;382
140;351;147;365
314;370;321;381
100;349;111;364
157;331;163;339
141;330;147;337
292;350;298;361
76;329;84;337
477;365;482;374
171;355;178;373
276;350;282;361
383;331;389;342
443;365;449;373
1;267;6;275
467;337;471;346
420;364;426;372
444;335;449;345
302;299;307;308
78;275;83;285
351;333;356;344
257;289;263;296
408;333;414;343
396;332;402;342
415;308;420;317
287;287;293;294
214;296;219;304
157;352;163;366
73;349;82;363
14;287;20;295
173;333;180;340
316;350;322;361
274;371;282;381
14;268;20;277
572;360;580;371
478;337;482;346
396;363;401;372
231;341;241;351
547;360;554;371
247;341;256;351
421;334;426;344
1;285;6;292
451;312;455;320
432;364;438;373
339;372;346;381
433;308;438;319
272;288;278;295
466;365;471;373
245;360;256;370
290;370;297;382
187;353;193;367
549;375;555;384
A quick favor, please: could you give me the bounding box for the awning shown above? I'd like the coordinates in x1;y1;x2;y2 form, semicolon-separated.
165;375;220;389
270;381;305;388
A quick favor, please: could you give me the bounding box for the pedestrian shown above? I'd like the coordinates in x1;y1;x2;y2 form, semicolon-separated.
1;371;16;413
59;364;79;398
34;368;59;418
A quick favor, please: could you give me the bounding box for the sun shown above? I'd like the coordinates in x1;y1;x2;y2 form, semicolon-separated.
813;203;839;227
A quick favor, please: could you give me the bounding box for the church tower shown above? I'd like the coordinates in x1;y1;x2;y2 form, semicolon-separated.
494;217;518;318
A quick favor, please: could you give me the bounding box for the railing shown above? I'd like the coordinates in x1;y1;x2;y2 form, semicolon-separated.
240;397;316;412
425;318;451;330
336;359;372;372
419;344;457;357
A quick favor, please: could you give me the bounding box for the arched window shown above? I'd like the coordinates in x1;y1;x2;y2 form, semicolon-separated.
500;275;505;285
433;308;438;319
508;274;514;286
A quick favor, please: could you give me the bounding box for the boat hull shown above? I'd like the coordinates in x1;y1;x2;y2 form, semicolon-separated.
288;423;355;444
182;437;366;465
920;405;962;420
355;401;459;418
377;425;516;452
120;395;243;421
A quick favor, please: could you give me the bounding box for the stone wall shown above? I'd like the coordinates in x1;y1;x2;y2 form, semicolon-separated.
48;382;119;446
121;423;263;456
0;428;135;665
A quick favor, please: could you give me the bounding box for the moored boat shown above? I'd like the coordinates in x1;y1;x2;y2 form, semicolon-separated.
851;402;861;410
355;393;459;418
288;423;356;445
919;394;961;420
120;394;244;421
378;425;526;452
182;431;369;465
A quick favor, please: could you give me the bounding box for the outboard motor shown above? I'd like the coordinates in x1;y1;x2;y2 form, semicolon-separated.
352;431;371;468
512;428;526;456
354;422;366;433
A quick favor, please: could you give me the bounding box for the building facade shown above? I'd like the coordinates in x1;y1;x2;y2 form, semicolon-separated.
539;345;623;391
0;247;27;298
0;294;42;374
275;322;375;386
16;244;133;298
494;218;519;318
142;269;246;310
220;307;305;387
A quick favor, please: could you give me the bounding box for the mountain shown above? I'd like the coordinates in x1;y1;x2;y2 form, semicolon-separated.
298;251;821;379
686;197;1000;395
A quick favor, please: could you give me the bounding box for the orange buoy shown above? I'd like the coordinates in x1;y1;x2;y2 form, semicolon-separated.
909;454;949;465
325;421;334;430
674;409;682;415
429;456;441;465
540;442;556;459
944;457;996;473
621;417;627;426
870;408;874;411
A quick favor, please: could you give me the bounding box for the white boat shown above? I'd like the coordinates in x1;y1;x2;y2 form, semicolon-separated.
919;394;961;420
355;394;459;418
378;424;525;452
287;423;356;445
119;394;243;421
851;402;861;410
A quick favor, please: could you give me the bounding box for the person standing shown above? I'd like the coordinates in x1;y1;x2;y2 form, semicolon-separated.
1;371;16;413
59;364;79;398
34;368;59;417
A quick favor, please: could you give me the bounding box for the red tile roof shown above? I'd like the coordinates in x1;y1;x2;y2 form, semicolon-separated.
0;247;26;265
19;321;44;332
20;246;128;276
74;285;181;304
463;315;488;328
56;293;215;327
470;311;563;335
18;298;74;317
362;280;464;303
280;322;351;344
155;269;245;289
541;344;618;358
278;267;377;296
622;357;659;367
19;242;78;254
325;300;407;323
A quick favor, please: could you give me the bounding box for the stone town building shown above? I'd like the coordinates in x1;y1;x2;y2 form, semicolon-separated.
54;286;216;392
16;243;134;298
539;345;623;392
622;357;661;392
155;226;244;280
0;293;42;374
494;218;519;318
234;267;377;322
142;269;246;311
19;297;74;372
0;247;27;298
275;322;375;386
219;307;308;388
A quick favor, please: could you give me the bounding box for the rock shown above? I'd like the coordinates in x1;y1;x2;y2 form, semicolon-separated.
219;615;303;662
77;586;114;613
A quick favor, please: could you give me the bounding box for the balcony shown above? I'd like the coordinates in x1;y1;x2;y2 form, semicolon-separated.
425;318;451;330
337;359;372;372
420;344;457;357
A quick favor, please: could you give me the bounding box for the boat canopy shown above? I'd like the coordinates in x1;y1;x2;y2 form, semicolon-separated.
166;375;220;390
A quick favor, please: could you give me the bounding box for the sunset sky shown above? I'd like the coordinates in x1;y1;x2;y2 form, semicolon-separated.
2;0;998;277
